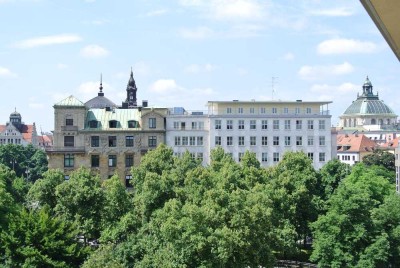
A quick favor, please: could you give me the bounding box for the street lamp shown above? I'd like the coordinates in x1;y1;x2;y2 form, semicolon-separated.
10;159;17;171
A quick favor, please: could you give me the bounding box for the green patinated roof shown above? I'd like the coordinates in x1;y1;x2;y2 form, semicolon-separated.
85;108;141;130
344;99;395;115
54;95;85;107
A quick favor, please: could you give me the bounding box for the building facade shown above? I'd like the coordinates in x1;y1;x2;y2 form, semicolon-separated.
336;134;378;166
0;110;38;146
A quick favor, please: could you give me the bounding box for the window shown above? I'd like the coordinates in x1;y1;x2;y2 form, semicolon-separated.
250;120;256;130
182;137;188;146
64;175;70;180
238;120;245;130
215;136;221;146
296;136;303;146
262;136;268;146
91;155;99;167
109;136;117;147
284;120;291;130
149;118;156;128
238;107;243;114
125;175;132;188
64;154;74;167
173;121;180;129
227;136;233;146
91;136;99;147
226;107;232;114
128;120;139;128
190;136;196;146
262;120;268;130
296;120;302;130
273;136;279;146
181;122;186;130
215;120;221;129
319;136;326;146
239;136;245;146
250;136;256;146
198;122;204;130
319;120;326;130
125;154;134;167
66;118;73;126
319;152;326;162
238;152;244;162
148;136;157;147
227;120;233;130
191;122;197;130
175;136;181;146
306;107;312;114
272;107;277;114
273;152;280;162
109;120;118;128
108;155;117;167
284;107;289;114
250;107;255;114
295;107;300;114
89;120;98;128
64;136;74;147
126;136;134;147
260;107;266;114
197;152;203;162
285;136;291;146
273;120;279;130
308;152;314;160
308;136;314;146
190;153;196;159
197;136;203;146
307;120;314;130
262;153;268;162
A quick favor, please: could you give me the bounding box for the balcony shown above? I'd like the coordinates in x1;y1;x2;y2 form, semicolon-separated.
45;146;86;153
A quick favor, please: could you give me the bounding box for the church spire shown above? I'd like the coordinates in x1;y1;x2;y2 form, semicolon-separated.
126;68;137;107
98;73;104;96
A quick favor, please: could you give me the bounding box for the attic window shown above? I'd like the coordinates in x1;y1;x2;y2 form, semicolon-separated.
109;120;118;128
128;120;139;128
89;120;98;128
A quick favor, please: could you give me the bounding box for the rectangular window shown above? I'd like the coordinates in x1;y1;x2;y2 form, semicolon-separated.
108;155;117;167
296;136;303;146
319;136;326;146
227;120;233;130
306;107;312;114
319;152;326;162
91;155;99;167
260;107;266;114
295;108;300;114
182;137;188;146
197;152;203;162
284;120;291;130
175;136;181;146
262;120;268;130
226;107;232;114
181;122;186;130
198;122;204;130
109;136;117;147
192;122;197;130
64;136;74;147
262;136;268;146
227;136;233;146
273;120;279;130
239;136;245;146
149;118;156;128
173;121;180;129
125;154;134;167
197;136;203;146
190;136;196;146
319;120;326;130
148;136;157;147
284;107;289;114
272;107;277;114
215;120;221;129
273;152;280;162
125;175;132;188
262;153;268;162
273;136;279;146
238;152;244;162
238;107;243;114
296;120;302;130
238;120;245;130
285;136;291;146
250;107;255;114
126;136;134;147
89;120;98;128
308;136;314;146
109;120;118;128
307;120;314;130
250;136;256;146
64;154;74;167
250;120;256;130
91;136;99;147
215;136;221;146
66;118;73;126
308;152;314;160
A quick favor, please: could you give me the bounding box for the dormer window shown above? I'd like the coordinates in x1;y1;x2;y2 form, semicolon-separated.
89;120;98;128
109;120;118;128
128;120;139;128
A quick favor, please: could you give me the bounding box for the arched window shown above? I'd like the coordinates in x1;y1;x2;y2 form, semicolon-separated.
371;119;376;125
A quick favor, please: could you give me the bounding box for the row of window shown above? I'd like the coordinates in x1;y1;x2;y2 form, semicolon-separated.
0;138;22;144
64;135;158;148
338;155;356;161
214;135;326;146
64;154;135;168
208;152;326;163
173;152;204;161
225;107;313;115
174;136;204;146
214;119;326;130
173;121;205;130
66;118;156;129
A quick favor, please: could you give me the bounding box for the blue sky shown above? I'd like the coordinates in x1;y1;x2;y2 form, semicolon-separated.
1;0;399;132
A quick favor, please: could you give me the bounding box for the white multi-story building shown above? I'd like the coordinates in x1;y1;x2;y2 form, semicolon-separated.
166;100;334;170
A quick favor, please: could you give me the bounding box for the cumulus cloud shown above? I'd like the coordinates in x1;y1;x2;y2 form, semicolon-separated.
14;34;82;49
309;7;355;17
145;9;168;17
0;66;17;78
310;83;359;94
185;63;217;73
149;79;183;94
80;45;109;58
317;38;377;55
179;26;214;39
56;63;68;69
282;52;294;61
298;62;354;80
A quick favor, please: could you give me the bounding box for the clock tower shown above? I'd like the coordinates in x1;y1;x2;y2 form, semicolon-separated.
126;68;137;107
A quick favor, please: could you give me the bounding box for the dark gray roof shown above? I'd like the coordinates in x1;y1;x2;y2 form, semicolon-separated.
85;96;117;109
343;98;395;115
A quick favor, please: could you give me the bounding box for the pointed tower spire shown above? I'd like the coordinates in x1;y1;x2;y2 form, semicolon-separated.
98;73;104;96
126;68;137;107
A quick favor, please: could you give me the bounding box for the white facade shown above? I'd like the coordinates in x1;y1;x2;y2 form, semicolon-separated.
337;152;360;166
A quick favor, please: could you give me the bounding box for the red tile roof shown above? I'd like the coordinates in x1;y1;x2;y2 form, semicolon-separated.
0;124;35;143
381;137;399;149
337;134;378;153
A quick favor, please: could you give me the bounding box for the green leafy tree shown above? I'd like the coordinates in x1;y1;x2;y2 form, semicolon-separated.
362;149;395;172
0;207;89;267
0;177;14;231
319;159;351;200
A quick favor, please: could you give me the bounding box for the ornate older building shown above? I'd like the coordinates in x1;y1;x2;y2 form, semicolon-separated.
0;110;38;146
46;72;168;185
339;77;397;130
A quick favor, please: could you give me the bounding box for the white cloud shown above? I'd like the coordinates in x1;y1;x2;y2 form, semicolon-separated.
14;34;82;49
310;83;359;94
282;52;294;61
145;9;168;17
149;79;183;94
0;66;17;78
80;45;109;58
29;103;44;109
317;38;377;55
298;62;354;80
185;63;216;73
309;7;354;17
179;26;214;39
237;68;248;76
56;63;68;69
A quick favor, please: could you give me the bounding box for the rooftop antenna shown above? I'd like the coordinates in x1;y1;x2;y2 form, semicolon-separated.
271;77;278;100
